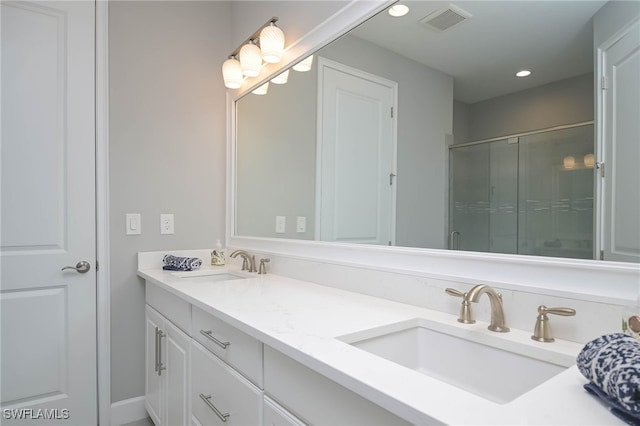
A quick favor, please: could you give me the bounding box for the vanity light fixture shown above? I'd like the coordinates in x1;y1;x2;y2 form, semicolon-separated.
563;155;576;169
388;4;410;17
240;40;262;77
222;17;286;88
271;69;289;85
260;21;285;63
222;56;243;89
292;55;314;72
516;70;532;77
584;153;595;168
252;81;269;95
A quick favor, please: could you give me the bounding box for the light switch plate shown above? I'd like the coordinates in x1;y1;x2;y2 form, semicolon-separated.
160;214;174;235
126;213;141;235
296;216;306;233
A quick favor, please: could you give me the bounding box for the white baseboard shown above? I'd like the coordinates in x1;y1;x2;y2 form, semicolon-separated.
110;396;147;426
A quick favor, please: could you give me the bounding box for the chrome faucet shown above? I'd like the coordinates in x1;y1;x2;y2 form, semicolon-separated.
465;284;510;332
229;250;257;272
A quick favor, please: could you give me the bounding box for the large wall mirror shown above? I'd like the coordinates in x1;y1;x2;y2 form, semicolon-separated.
234;0;640;264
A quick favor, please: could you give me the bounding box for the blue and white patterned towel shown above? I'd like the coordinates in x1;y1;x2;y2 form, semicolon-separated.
577;333;640;424
162;254;202;271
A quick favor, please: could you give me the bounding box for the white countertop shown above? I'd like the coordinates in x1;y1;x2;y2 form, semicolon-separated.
138;261;623;425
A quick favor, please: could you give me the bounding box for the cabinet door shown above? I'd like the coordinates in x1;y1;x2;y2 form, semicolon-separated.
145;305;164;425
164;320;191;426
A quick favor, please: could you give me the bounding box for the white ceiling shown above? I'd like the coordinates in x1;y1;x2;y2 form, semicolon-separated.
350;1;607;103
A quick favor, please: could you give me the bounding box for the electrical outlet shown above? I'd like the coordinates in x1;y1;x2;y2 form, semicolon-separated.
275;216;286;233
160;214;174;234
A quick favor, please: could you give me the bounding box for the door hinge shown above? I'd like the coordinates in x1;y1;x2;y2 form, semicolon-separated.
390;107;394;118
596;162;605;177
389;173;396;186
96;261;99;272
600;250;605;260
601;76;608;90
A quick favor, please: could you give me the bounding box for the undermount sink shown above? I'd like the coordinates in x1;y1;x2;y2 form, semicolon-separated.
171;268;243;282
338;318;572;404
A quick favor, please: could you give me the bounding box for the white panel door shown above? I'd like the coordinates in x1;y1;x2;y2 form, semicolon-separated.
601;22;640;263
0;1;97;424
318;58;397;245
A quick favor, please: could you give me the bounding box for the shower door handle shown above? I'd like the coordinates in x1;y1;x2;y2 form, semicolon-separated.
450;231;460;250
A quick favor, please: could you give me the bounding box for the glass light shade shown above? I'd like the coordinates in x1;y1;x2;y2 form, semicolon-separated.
240;42;262;77
292;55;314;72
271;69;289;85
563;155;576;169
260;24;285;63
252;82;269;95
584;153;595;168
222;58;243;89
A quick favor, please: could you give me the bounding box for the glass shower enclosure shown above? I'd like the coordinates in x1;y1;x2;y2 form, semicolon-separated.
449;123;594;260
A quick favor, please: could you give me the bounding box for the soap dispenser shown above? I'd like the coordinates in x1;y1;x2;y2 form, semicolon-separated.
211;239;226;266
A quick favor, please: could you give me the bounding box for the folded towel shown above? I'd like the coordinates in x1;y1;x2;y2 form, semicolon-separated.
584;382;640;425
162;255;202;271
577;333;640;420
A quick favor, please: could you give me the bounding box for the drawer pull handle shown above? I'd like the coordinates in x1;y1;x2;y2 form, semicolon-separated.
199;393;230;422
200;329;230;349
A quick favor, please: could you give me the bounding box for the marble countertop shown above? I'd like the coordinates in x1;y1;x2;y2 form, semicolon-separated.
138;258;622;425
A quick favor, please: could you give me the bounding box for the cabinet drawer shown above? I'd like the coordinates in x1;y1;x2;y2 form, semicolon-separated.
192;305;263;386
191;340;262;426
264;396;306;426
146;282;191;335
264;346;410;426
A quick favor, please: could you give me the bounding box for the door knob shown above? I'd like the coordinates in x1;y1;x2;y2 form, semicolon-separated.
61;261;91;273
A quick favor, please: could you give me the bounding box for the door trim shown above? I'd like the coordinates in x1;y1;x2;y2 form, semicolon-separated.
96;0;111;424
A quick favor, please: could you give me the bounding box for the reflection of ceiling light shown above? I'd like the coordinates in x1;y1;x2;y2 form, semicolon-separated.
516;70;532;77
252;82;269;95
271;69;289;85
388;4;409;17
293;55;314;72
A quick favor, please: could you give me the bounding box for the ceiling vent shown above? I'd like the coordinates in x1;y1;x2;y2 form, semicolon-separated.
419;4;472;32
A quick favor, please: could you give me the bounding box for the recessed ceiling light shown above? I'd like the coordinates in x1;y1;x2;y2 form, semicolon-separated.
516;70;532;78
388;4;409;17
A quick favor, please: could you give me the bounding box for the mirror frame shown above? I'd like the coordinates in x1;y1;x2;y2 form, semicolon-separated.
227;0;640;304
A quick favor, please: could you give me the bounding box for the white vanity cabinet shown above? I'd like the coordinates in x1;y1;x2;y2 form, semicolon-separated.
263;396;307;426
145;304;191;426
264;346;410;426
192;305;263;387
191;340;262;425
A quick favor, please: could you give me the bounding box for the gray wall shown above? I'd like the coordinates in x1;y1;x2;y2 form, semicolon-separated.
108;0;363;404
236;68;317;239
109;1;230;402
594;0;640;47
458;73;594;143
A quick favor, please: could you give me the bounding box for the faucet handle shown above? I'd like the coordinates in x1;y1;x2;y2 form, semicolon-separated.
445;288;464;298
258;258;270;275
531;305;576;343
445;288;475;324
